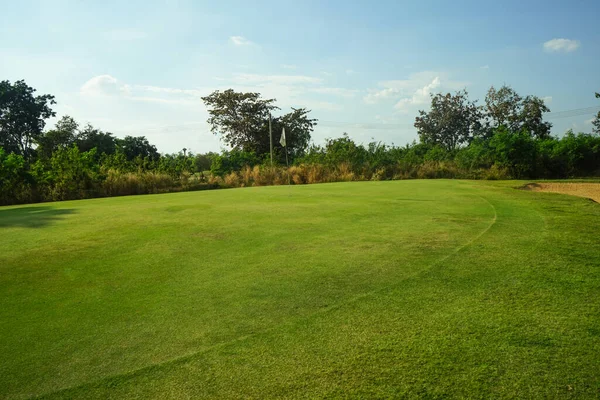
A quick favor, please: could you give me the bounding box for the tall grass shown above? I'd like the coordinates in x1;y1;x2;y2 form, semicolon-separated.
214;161;510;190
2;161;512;206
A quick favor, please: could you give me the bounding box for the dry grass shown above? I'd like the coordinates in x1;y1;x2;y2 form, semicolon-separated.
523;182;600;203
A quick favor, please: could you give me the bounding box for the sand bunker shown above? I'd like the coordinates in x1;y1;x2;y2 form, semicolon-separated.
522;182;600;203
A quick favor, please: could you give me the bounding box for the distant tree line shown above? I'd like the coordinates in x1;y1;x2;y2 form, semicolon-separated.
1;79;599;205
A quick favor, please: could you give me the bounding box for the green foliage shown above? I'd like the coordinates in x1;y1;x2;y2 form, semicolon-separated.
1;81;599;206
36;116;78;159
117;136;159;161
210;150;259;176
0;148;32;204
487;127;538;178
485;85;551;138
549;130;600;177
157;153;195;177
202;89;278;152
193;152;217;172
415;90;483;150
0;79;56;159
202;89;317;162
34;146;101;201
76;124;117;155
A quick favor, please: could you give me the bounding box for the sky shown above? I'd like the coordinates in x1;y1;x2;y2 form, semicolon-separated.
1;0;599;154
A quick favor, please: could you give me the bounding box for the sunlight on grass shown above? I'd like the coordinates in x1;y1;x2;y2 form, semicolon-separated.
1;180;599;399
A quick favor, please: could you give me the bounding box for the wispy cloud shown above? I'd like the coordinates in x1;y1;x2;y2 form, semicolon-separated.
543;38;580;53
364;87;401;104
104;29;147;41
364;71;464;107
79;73;353;112
481;65;490;70
281;64;297;70
394;77;441;111
346;69;356;76
80;75;123;96
230;36;255;46
80;75;204;106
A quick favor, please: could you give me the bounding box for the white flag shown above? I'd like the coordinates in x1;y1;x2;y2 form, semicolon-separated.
280;127;286;147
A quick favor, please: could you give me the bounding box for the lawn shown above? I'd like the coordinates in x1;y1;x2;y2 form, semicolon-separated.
1;180;599;399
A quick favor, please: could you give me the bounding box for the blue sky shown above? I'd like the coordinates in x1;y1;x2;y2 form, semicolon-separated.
1;0;599;153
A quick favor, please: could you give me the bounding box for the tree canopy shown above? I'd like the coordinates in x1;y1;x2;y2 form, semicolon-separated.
202;89;317;162
0;80;56;159
415;85;553;151
485;85;551;138
414;90;483;151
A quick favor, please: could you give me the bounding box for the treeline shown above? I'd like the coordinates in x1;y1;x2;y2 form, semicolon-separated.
1;80;599;205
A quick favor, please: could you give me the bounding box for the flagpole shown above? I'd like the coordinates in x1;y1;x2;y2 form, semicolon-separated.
269;113;273;166
284;142;290;185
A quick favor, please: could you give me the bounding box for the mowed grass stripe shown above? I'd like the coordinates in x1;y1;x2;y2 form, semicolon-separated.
1;180;598;398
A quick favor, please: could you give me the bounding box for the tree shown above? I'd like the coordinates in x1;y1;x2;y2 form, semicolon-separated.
117;136;159;161
36;116;78;159
414;90;483;151
484;85;551;138
0;80;56;159
202;89;317;162
76;124;117;155
202;89;278;153
269;108;317;162
485;85;522;131
520;95;552;139
593;92;600;135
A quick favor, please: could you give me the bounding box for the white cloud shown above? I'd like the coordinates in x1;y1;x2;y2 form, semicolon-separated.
79;72;353;113
80;75;204;106
346;69;356;75
543;38;580;53
364;87;401;104
230;36;254;46
80;75;122;96
281;64;297;70
542;96;553;104
104;29;147;41
364;71;462;106
481;65;490;70
394;77;441;110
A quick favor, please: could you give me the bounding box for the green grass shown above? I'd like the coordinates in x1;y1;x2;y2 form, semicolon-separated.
1;180;599;399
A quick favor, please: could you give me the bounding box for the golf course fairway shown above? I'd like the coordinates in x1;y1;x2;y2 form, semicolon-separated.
1;180;599;398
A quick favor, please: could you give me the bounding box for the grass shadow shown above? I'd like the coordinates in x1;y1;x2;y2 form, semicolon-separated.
0;206;76;228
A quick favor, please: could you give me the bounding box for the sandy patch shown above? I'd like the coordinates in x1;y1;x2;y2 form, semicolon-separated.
522;182;600;203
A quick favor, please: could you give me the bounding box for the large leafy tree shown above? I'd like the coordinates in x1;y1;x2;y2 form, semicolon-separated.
202;89;278;153
414;90;483;151
202;89;317;162
0;80;56;159
485;85;551;138
76;124;118;155
36;116;78;159
117;136;159;161
269;108;317;162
